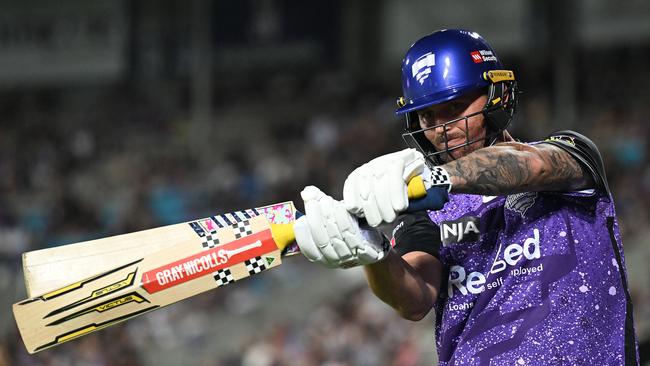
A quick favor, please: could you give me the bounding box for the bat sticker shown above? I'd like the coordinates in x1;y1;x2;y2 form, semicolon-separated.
141;230;277;294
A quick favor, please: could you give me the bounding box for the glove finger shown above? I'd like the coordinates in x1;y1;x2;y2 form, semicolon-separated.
401;149;425;181
395;148;414;160
355;245;382;265
372;148;409;164
301;187;331;248
293;216;324;263
350;163;382;226
301;185;325;201
387;159;408;213
331;201;359;257
303;188;345;265
318;194;342;239
343;172;363;216
318;241;342;266
375;170;397;223
304;186;354;266
319;196;353;259
341;229;364;250
329;237;352;260
362;189;382;227
356;166;371;202
332;200;355;234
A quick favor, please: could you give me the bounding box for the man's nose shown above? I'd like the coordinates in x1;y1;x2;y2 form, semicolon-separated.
438;115;467;131
433;117;455;133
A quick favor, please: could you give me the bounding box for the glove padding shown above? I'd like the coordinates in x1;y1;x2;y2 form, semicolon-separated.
343;148;425;227
294;186;390;268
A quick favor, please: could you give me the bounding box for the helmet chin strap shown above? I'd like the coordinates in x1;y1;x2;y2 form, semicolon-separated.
485;127;508;147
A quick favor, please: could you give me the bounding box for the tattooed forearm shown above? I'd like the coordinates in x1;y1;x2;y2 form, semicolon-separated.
443;142;594;195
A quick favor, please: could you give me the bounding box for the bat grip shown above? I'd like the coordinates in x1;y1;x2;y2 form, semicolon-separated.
405;175;449;212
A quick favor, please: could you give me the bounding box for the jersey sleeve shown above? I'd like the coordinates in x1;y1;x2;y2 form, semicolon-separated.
540;130;611;195
391;211;442;259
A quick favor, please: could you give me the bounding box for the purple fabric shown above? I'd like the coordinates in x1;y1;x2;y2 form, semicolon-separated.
428;189;639;365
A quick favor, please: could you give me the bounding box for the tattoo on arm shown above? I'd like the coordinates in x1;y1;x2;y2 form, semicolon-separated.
443;142;594;195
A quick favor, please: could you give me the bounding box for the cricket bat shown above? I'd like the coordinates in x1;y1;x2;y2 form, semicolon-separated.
13;202;301;354
14;177;431;354
22;203;301;298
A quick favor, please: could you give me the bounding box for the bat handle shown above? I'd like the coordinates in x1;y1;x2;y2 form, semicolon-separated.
271;223;297;252
406;175;428;199
405;175;449;212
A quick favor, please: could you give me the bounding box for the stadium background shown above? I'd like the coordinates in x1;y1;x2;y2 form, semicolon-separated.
0;0;648;365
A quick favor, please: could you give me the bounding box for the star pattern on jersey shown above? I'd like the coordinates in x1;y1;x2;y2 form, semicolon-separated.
505;192;537;217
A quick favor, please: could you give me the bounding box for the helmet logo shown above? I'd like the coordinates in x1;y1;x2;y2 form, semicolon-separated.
470;51;483;63
411;52;436;85
470;50;497;63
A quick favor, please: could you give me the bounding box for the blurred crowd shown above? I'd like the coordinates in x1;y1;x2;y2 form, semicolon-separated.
0;66;649;365
212;285;434;366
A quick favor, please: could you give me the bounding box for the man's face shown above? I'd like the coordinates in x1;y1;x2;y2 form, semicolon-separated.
416;90;488;161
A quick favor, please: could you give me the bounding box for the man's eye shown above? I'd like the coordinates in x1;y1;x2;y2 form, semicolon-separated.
449;103;462;113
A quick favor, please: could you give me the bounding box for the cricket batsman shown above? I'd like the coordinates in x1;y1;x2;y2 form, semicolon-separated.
293;29;640;365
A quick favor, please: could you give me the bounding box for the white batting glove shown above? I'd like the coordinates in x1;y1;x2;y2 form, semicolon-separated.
293;186;391;268
343;148;425;227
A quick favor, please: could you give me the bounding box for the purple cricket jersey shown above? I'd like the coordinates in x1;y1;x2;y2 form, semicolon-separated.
427;178;639;364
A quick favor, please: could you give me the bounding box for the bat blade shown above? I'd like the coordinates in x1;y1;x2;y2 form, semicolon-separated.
14;205;298;354
23;202;299;297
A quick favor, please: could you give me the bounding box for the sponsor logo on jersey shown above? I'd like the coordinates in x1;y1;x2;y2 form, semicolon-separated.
447;228;542;299
412;52;435;85
505;192;537;217
470;49;497;63
440;216;480;246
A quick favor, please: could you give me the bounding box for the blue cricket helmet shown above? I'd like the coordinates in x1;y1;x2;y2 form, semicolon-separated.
397;29;503;114
397;29;519;164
